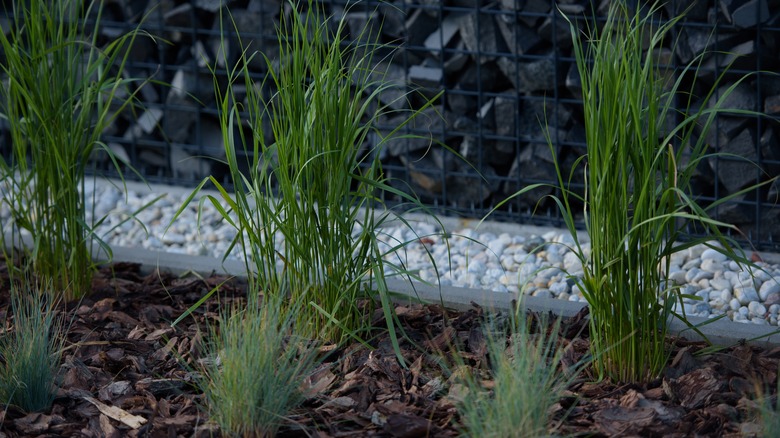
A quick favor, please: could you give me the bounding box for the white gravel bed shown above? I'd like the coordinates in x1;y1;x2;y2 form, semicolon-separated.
3;179;780;326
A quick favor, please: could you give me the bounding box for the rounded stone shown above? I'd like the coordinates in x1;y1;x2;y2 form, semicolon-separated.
485;268;504;281
683;258;702;270
709;278;732;292
487;240;507;257
700;259;724;273
466;260;486;275
513;252;535;265
708;290;722;301
498;274;517;286
754;269;772;284
734;286;759;305
669;251;687;267
709;298;725;310
501;257;517;271
687;268;714;283
687;245;706;260
692;302;712;315
492;284;509;293
162;233;186;245
563;251;583;273
764;292;780;307
674;302;695;314
668;269;688;285
546;252;563;266
748;301;767;317
549;280;569;296
533;289;553;299
759;279;780;301
701;248;728;263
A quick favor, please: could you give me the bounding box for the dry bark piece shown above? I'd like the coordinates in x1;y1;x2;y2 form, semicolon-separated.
384;414;433;438
83;396;147;429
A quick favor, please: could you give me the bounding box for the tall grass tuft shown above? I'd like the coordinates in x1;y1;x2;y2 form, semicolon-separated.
0;0;150;299
173;0;442;345
551;2;772;382
0;284;65;413
198;295;317;437
458;311;582;437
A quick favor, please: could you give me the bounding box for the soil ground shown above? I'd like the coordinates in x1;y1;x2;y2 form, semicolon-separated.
0;261;778;437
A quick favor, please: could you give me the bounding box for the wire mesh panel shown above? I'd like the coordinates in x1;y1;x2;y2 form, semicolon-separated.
1;0;779;249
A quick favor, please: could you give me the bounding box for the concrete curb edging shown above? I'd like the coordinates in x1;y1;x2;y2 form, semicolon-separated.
112;245;780;349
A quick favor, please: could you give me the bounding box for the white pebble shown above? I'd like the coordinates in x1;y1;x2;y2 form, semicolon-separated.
709;278;731;292
760;279;780;301
549;280;569;296
467;260;486;275
487;240;507;257
533;289;553;299
669;269;688;285
700;259;724;273
701;248;728;263
735;286;760;305
748;301;767;317
683;258;701;270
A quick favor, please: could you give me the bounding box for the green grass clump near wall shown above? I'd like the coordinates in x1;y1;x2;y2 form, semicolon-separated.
553;2;773;383
0;0;154;300
173;0;443;349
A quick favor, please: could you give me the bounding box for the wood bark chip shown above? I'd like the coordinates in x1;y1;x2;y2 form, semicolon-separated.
83;396;147;429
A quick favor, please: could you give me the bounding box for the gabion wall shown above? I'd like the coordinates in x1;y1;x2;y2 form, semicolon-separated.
2;0;780;249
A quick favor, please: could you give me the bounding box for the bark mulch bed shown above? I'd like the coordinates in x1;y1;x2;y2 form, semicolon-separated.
1;261;778;437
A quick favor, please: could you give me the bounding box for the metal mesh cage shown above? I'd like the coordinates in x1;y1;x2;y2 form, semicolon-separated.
2;0;779;249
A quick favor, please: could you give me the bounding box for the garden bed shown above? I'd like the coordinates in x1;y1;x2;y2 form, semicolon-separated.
1;258;777;437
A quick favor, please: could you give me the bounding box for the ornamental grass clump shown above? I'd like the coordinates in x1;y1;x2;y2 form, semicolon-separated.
752;380;780;437
174;0;441;346
0;0;151;300
552;2;771;382
0;284;65;413
198;295;317;437
458;311;583;438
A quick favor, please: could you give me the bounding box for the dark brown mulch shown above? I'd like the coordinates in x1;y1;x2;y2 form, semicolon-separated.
0;261;777;437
